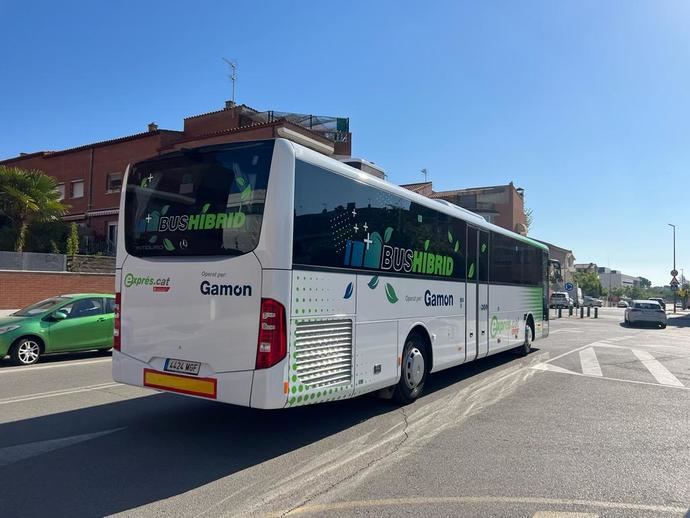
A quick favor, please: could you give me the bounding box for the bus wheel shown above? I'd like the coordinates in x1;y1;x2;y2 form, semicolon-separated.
517;322;533;357
394;333;428;404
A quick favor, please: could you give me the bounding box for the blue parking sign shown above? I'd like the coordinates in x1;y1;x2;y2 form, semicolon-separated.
565;282;574;291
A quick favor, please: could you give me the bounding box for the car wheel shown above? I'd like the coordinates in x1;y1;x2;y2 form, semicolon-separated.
660;324;667;329
10;338;42;366
393;332;429;404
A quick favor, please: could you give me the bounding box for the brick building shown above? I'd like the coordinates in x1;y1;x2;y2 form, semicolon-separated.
401;181;528;234
1;103;352;254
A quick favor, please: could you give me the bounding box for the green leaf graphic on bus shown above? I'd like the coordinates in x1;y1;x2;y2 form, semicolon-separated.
468;262;475;279
481;243;487;253
148;235;158;244
201;203;210;213
236;177;247;188
424;239;430;251
454;241;460;253
163;238;175;251
343;282;353;299
448;231;453;243
384;227;393;243
161;205;169;216
240;185;252;202
385;283;399;304
368;276;379;289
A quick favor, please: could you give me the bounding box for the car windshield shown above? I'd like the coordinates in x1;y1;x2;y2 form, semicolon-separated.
13;297;71;317
634;302;660;310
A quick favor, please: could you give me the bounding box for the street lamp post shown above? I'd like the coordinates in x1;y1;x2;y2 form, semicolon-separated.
669;223;676;314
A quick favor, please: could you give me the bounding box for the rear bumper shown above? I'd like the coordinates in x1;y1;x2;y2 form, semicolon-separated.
113;350;255;407
628;314;667;324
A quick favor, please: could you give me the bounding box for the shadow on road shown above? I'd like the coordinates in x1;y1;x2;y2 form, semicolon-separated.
618;313;690;330
0;349;111;369
0;348;529;517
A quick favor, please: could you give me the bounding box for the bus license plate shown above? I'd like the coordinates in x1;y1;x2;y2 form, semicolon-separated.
164;358;201;376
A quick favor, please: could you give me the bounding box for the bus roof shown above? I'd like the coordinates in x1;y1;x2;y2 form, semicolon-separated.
287;139;549;253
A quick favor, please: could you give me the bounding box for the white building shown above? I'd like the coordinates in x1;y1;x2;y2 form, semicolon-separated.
598;267;638;290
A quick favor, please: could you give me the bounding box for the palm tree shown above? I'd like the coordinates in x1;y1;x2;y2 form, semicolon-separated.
0;166;69;252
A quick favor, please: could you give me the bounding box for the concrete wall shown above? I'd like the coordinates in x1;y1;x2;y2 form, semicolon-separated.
0;271;114;309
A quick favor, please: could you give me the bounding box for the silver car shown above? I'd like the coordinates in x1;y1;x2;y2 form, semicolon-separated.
624;300;667;328
584;296;603;307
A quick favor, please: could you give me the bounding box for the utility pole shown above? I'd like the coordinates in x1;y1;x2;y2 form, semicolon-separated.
669;223;677;314
421;168;428;182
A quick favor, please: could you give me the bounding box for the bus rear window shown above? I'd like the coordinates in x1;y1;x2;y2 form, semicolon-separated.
124;141;274;257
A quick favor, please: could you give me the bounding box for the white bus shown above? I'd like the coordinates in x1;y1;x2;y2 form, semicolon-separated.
114;139;549;408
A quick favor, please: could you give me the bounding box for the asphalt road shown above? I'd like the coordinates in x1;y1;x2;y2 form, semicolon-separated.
0;308;689;517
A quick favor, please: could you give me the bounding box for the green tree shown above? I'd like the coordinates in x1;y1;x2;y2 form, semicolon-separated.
574;270;602;296
524;207;534;233
0;166;68;252
65;222;80;256
630;285;644;300
638;277;652;289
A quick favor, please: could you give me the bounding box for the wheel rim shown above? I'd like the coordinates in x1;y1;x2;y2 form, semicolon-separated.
525;325;532;349
18;340;40;364
403;347;425;390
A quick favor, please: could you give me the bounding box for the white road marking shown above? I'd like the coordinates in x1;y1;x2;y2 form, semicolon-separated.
579;347;602;377
279;496;686;516
631;349;684;387
0;382;121;405
545;342;609;364
533;512;598;518
0;428;122;467
532;363;690;391
602;336;634;342
0;357;110;375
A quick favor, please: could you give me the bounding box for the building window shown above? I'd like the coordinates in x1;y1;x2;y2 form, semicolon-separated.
107;172;122;193
56;183;65;201
71;179;84;199
107;221;118;250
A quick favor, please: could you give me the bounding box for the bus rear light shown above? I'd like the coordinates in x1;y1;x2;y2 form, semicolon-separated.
256;298;286;369
114;292;121;351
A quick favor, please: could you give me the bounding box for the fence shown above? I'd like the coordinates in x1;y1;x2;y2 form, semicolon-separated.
0;251;114;274
0;251;66;272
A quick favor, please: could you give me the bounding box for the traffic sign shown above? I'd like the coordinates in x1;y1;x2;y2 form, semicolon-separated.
565;282;574;291
670;277;679;288
671;269;678;277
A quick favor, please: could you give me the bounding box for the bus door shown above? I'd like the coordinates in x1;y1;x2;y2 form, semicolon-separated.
478;230;489;357
466;227;489;362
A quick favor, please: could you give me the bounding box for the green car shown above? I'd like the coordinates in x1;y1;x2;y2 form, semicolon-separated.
0;294;115;366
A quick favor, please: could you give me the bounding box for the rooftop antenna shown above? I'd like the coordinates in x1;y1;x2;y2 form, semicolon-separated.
421;168;429;182
222;58;238;104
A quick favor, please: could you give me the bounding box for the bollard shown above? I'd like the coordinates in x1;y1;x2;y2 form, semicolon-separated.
580;307;584;318
587;306;591;317
594;307;598;319
569;306;573;317
558;308;562;318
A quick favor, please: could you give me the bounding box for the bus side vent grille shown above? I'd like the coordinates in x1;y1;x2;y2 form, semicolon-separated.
294;319;353;388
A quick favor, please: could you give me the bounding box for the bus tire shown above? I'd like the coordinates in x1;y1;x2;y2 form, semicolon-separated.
393;333;429;404
516;320;533;357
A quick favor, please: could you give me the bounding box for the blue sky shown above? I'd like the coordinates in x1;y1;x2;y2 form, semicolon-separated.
1;0;688;285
